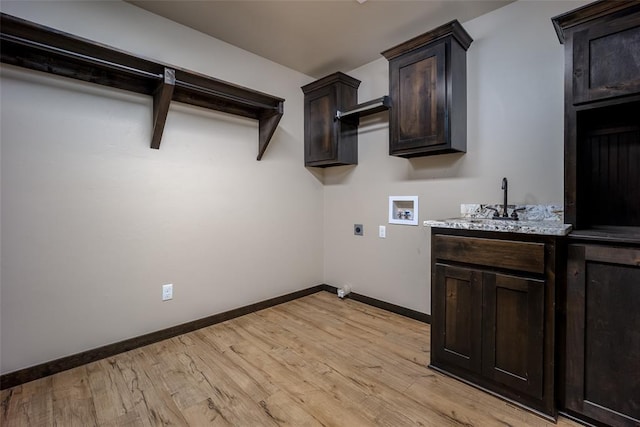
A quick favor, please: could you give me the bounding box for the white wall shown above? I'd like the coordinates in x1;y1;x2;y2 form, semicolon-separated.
0;0;589;376
323;0;588;314
0;1;322;374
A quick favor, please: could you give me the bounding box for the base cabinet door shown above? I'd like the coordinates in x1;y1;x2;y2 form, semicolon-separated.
482;273;545;399
432;264;482;374
565;244;640;427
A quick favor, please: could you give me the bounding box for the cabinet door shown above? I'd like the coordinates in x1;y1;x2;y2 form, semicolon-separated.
303;86;359;167
572;7;640;104
389;42;446;156
432;264;482;374
304;85;338;165
565;244;640;427
482;272;545;399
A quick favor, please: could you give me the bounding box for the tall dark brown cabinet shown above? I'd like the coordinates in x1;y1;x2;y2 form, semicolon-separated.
552;2;640;426
381;20;472;158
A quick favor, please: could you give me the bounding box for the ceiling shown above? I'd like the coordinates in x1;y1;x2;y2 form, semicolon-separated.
127;0;513;79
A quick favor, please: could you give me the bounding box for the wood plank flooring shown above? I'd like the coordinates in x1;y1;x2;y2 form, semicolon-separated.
1;291;582;426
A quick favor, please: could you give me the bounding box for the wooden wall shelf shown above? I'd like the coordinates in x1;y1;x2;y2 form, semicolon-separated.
0;13;285;160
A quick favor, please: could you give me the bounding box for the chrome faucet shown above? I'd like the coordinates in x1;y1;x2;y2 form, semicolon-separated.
501;177;509;218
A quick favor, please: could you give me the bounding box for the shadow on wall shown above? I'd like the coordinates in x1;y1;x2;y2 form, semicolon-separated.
357;113;389;135
305;165;325;184
404;152;466;181
319;164;356;186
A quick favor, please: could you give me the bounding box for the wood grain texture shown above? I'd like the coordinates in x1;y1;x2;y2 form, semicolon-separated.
301;72;360;167
0;285;325;390
385;21;470;159
1;291;583;426
433;234;545;274
565;244;640;427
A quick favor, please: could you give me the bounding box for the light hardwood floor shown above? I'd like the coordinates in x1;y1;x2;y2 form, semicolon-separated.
1;291;583;426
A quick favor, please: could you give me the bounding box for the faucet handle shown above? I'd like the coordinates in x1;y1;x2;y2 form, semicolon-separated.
485;206;500;218
510;207;526;220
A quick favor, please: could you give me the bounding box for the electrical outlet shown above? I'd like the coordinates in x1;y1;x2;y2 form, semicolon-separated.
379;225;386;238
162;284;173;301
354;224;363;236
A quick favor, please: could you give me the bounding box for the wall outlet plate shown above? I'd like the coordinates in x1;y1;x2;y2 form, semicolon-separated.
379;225;386;238
162;284;173;301
354;224;364;236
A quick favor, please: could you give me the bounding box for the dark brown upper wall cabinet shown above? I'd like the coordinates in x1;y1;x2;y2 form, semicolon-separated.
301;72;360;167
382;20;472;158
553;2;640;105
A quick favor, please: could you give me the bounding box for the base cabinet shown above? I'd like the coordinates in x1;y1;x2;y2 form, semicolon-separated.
430;230;557;418
564;243;640;427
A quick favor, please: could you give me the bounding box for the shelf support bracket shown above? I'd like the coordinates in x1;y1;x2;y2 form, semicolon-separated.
257;101;284;160
151;67;176;150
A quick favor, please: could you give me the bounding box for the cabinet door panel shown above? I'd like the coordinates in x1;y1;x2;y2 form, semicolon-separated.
398;55;440;144
305;86;336;163
432;264;482;373
482;273;544;399
566;244;640;427
389;43;446;153
572;8;640;104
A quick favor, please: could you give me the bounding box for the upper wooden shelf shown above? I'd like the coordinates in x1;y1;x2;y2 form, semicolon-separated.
0;13;284;160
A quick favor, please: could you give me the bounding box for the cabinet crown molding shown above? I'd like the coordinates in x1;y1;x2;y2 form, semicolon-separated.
301;71;361;94
381;19;473;60
551;0;640;44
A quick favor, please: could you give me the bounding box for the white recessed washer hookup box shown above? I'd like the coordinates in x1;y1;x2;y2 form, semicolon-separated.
389;196;418;225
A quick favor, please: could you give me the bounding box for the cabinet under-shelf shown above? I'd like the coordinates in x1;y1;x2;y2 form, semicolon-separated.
568;226;640;245
0;13;284;160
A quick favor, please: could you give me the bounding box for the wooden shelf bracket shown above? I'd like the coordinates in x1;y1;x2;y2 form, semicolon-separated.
151;67;176;150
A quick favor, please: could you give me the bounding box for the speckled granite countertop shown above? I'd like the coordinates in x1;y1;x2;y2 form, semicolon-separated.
424;204;572;236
